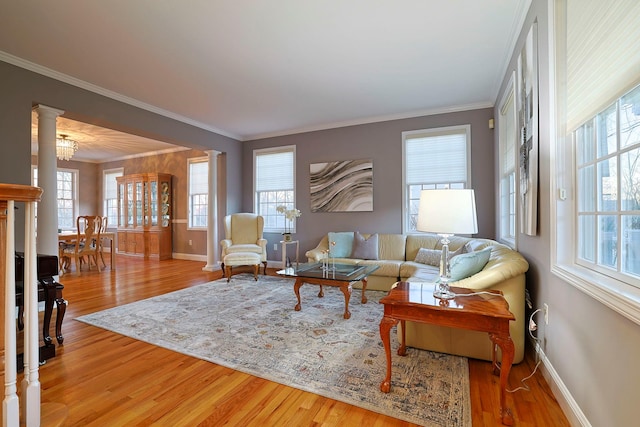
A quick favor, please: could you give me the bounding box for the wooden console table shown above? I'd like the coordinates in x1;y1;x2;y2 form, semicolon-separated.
379;282;516;425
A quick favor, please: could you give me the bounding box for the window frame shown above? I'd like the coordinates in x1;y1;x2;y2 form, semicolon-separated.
551;0;640;325
498;72;518;248
401;125;472;234
103;167;123;230
254;145;296;233
187;156;209;230
32;166;79;231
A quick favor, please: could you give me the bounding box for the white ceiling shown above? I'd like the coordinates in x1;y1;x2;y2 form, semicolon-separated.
3;1;530;160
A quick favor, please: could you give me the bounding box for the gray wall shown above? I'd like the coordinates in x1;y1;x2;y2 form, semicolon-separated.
494;1;640;426
243;108;496;260
0;60;243;251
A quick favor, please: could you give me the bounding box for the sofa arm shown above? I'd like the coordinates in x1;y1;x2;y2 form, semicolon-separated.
305;235;329;262
257;238;268;261
450;246;529;290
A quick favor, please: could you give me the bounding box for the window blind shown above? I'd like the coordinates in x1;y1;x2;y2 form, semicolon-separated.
189;161;208;194
405;131;468;184
104;170;121;199
566;0;640;131
255;149;294;191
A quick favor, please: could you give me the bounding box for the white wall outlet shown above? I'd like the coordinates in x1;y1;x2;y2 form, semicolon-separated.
188;239;192;246
543;303;549;325
273;243;278;250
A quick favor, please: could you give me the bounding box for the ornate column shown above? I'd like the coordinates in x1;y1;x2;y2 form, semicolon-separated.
33;104;64;257
202;150;221;272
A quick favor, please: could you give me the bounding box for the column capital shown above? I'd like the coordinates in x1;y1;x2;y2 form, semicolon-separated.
205;149;221;157
32;104;64;118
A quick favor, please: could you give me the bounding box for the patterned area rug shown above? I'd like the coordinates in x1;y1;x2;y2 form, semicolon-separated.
76;274;471;426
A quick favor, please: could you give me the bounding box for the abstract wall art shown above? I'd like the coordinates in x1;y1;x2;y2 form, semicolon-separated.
310;159;373;212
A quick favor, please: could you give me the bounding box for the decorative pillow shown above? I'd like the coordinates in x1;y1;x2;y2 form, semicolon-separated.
328;232;354;258
414;245;466;266
351;232;379;260
448;247;492;281
414;248;442;266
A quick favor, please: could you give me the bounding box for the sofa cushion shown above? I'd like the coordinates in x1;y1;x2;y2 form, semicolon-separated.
328;232;354;258
414;248;441;266
449;247;492;281
351;231;379;260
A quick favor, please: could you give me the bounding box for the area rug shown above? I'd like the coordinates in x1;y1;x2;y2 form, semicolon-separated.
76;274;471;426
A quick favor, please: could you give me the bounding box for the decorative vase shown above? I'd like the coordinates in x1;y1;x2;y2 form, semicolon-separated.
283;232;292;242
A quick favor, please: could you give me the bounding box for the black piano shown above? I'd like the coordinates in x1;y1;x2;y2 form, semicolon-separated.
15;252;66;364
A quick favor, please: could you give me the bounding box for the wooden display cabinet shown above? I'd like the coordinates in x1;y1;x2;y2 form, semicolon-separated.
116;173;172;260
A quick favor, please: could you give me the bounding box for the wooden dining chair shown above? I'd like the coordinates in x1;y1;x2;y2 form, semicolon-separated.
61;215;103;272
98;216;108;269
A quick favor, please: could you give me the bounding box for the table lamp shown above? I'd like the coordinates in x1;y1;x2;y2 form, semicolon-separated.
416;189;478;299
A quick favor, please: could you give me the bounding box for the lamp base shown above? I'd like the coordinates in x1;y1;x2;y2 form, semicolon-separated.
433;287;456;300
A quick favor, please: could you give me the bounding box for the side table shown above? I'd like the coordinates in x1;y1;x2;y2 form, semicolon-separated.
379;282;516;425
280;240;299;269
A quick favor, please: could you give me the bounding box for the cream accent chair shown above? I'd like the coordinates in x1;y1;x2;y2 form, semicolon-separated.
220;213;268;275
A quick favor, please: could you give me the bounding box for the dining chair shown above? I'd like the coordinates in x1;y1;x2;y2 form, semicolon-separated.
61;215;103;272
98;216;108;269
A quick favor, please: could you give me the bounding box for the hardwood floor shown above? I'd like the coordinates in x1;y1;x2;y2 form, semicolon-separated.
8;257;570;426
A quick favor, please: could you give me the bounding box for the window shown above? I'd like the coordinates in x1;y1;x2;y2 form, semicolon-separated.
499;74;518;247
254;146;295;232
574;85;640;280
103;168;123;229
188;157;208;228
552;0;640;322
33;167;79;230
402;125;471;233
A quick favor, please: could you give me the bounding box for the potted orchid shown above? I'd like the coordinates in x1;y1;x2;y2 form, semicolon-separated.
276;205;302;241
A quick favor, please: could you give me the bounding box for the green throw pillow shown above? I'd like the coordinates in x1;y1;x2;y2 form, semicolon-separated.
328;232;354;258
448;247;492;281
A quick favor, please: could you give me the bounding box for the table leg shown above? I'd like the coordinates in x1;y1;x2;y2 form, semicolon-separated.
490;332;515;426
294;278;304;311
398;319;407;356
339;283;352;319
379;316;398;393
55;294;66;344
360;277;368;304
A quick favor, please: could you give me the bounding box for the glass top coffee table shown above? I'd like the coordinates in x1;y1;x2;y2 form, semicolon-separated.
277;262;379;319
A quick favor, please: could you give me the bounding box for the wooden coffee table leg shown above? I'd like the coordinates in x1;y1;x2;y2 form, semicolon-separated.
490;332;515;426
294;278;304;311
360;277;368;304
339;283;352;319
379;316;398;393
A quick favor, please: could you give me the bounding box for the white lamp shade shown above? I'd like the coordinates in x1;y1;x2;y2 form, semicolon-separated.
416;189;478;235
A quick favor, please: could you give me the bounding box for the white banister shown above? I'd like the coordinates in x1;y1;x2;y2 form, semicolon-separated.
1;184;43;427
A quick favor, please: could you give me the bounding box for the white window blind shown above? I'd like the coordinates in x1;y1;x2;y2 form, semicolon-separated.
255;149;294;191
405;130;468;184
104;170;121;199
566;0;640;131
189;161;208;194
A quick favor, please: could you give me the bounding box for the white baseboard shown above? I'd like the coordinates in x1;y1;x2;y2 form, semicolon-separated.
172;252;208;262
531;339;591;427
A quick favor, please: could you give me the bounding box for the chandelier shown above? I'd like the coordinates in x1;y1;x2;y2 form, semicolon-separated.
56;134;78;161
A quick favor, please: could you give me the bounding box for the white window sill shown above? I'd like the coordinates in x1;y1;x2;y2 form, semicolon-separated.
552;264;640;326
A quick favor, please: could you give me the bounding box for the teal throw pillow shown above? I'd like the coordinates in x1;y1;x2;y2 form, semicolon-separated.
448;247;492;281
328;232;354;258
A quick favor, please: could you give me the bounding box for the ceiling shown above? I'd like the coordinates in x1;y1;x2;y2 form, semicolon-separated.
3;1;530;161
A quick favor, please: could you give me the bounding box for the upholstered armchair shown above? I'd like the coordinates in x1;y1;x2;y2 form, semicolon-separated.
220;213;268;274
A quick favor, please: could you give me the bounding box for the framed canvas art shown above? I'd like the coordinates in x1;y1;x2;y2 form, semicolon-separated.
310;159;373;212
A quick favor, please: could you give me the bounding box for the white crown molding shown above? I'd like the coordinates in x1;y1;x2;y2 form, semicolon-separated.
247;101;494;141
0;50;241;141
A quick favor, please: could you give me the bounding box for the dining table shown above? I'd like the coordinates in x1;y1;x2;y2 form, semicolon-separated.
58;231;116;273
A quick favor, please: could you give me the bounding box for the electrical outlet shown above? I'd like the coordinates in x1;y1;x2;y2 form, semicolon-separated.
273;243;278;251
543;303;549;325
188;239;192;246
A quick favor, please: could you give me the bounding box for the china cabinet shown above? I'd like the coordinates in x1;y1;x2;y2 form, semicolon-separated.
116;173;172;260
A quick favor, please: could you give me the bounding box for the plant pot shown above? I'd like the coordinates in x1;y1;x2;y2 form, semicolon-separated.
282;233;292;242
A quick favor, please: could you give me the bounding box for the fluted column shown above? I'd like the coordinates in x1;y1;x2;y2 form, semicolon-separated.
33;105;64;257
202;150;221;271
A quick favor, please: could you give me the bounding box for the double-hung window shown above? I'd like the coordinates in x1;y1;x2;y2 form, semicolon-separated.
402;125;471;233
553;0;640;320
254;146;295;232
103;168;123;229
33;167;78;230
498;74;518;247
188;157;208;228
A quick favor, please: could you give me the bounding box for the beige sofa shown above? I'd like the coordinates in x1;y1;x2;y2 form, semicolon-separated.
305;232;529;363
